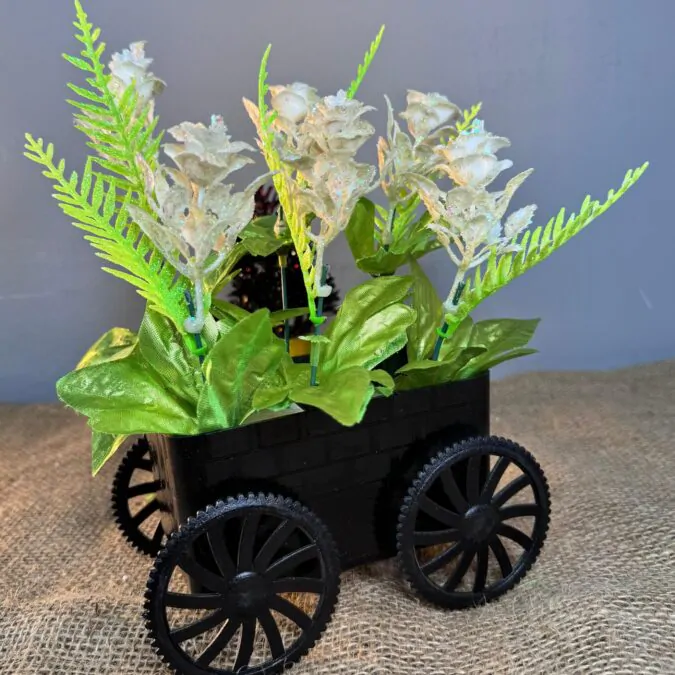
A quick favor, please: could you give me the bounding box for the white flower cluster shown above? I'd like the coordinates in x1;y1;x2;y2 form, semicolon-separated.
409;119;536;313
129;116;270;332
108;42;165;120
110;37;539;331
378;90;461;206
254;84;379;297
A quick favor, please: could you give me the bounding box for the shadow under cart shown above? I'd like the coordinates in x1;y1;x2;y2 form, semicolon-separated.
112;371;551;675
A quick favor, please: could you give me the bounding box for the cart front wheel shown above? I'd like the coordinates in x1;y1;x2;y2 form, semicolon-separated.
145;493;340;675
397;436;550;610
112;437;166;556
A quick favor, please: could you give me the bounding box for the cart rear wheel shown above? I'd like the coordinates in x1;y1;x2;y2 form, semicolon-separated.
145;493;340;675
112;437;166;556
397;436;550;610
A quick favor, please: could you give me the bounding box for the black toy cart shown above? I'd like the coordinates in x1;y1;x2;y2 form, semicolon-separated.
112;372;550;674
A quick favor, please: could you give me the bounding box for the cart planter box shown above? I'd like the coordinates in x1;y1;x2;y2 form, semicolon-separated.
113;372;551;675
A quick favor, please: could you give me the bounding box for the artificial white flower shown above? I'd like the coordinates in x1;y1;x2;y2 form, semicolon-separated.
377;95;442;202
292;156;377;296
270;82;320;131
409;170;536;312
298;89;376;157
399;90;461;143
108;42;165;117
128;116;271;332
164;116;255;187
435;119;513;189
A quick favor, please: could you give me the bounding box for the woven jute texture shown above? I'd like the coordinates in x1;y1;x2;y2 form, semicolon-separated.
1;362;675;675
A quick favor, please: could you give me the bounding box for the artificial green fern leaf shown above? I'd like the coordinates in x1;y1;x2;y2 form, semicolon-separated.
346;25;385;99
24;134;189;332
257;44;277;156
447;162;649;331
64;0;163;200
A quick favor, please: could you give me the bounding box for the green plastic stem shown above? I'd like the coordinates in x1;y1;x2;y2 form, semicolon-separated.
279;253;291;352
184;290;205;365
309;264;328;387
431;281;466;361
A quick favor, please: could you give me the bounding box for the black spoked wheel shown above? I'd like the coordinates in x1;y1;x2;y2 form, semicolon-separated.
145;494;340;675
397;436;550;609
112;437;166;556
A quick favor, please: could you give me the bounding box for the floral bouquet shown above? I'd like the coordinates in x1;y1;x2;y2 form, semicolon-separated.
25;2;647;475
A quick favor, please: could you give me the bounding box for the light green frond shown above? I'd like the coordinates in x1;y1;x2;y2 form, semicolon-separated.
346;25;385;100
257;44;277;157
64;0;163;200
447;162;649;333
24;134;189;332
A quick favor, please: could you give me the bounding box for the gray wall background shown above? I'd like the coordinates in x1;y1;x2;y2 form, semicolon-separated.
1;0;671;402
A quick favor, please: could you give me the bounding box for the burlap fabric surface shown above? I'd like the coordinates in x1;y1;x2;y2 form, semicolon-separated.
1;362;674;674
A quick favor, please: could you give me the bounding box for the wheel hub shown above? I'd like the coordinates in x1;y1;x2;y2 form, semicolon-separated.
229;571;272;614
462;504;499;543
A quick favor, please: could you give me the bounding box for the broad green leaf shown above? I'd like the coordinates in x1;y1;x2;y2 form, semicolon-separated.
137;310;202;410
252;361;307;412
290;367;381;426
455;318;539;375
239;215;291;256
197;310;289;430
354;249;409;276
322;276;414;373
352;228;438;276
76;327;137;370
407;258;443;361
395;347;486;391
458;347;537;379
211;299;251;328
91;431;127;476
438;317;474;360
56;351;199;436
345;197;376;261
369;369;395;395
270;307;309;325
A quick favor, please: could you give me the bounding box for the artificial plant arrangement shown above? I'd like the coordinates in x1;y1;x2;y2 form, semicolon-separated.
26;1;647;476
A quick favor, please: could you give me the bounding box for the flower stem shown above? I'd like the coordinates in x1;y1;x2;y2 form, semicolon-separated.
278;252;291;352
431;280;466;361
309;264;328;387
382;206;397;252
183;289;205;365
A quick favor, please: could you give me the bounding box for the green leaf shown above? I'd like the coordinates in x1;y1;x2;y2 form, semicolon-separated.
322;276;415;373
269;307;309;325
438;317;474;360
395;348;486;391
197;310;289;430
370;369;395;396
91;432;127;476
56;350;198;436
407;258;443;361
344;197;376;262
137;309;202;409
211;299;251;328
239;215;291;256
290;367;380;426
76;327;137;370
457;348;537;379
439;317;539;378
23;135;190;334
